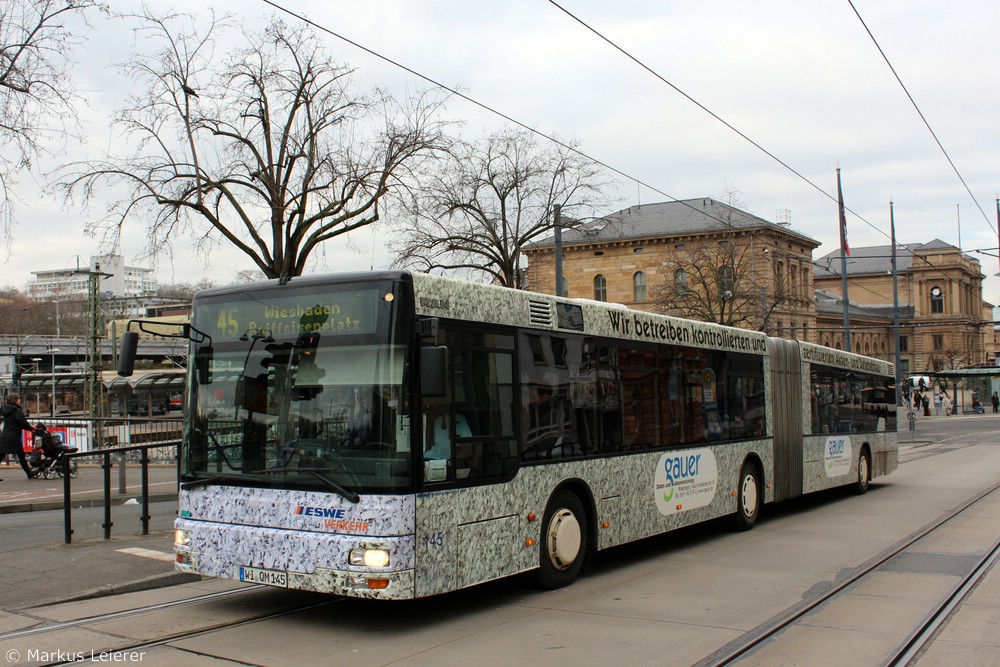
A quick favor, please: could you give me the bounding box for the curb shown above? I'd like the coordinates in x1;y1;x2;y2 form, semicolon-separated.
0;493;178;515
22;571;202;609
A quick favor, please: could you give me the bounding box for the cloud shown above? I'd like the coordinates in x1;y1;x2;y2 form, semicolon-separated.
3;0;998;301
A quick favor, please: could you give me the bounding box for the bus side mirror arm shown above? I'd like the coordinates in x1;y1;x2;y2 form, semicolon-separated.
117;320;213;380
421;346;448;397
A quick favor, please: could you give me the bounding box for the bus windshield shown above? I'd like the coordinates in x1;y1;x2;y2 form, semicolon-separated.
181;278;414;495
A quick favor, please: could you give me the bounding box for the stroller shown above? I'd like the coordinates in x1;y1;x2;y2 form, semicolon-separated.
28;424;79;479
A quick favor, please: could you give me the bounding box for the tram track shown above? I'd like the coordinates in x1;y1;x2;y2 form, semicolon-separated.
0;584;344;667
42;595;340;667
884;538;1000;666
695;480;1000;667
0;585;264;642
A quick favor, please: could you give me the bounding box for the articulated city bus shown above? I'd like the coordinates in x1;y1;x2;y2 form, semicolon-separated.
120;271;897;599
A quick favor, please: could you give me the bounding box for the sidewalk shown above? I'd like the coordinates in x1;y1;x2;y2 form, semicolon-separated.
0;463;178;514
0;463;191;611
0;531;196;611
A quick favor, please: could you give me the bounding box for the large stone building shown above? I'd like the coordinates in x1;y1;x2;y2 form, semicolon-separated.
524;198;819;338
524;199;990;373
814;240;990;375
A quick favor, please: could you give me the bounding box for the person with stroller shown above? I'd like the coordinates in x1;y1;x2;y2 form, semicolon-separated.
31;423;76;477
1;392;37;480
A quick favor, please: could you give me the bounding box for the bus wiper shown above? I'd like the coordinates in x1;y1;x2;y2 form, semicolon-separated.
250;467;361;504
181;474;233;490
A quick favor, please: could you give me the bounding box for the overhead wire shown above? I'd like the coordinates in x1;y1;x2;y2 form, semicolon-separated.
257;0;679;212
544;0;983;293
260;0;984;314
846;0;996;236
543;1;886;239
255;0;828;242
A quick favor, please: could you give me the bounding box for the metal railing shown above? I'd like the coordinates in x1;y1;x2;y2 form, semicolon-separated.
43;417;182;544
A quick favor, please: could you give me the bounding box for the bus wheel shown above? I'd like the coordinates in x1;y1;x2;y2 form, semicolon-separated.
733;462;761;531
535;490;587;589
854;450;871;495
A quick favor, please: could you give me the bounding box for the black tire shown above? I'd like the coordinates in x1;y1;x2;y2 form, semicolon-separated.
854;450;871;495
732;462;761;531
535;490;588;589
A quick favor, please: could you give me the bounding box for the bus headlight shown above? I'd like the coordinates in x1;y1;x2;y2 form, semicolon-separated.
349;547;390;568
174;528;191;547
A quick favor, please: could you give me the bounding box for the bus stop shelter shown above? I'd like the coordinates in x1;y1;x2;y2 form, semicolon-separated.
924;367;1000;415
16;370;185;417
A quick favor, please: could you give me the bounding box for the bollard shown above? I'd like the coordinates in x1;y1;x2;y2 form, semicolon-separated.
118;451;127;493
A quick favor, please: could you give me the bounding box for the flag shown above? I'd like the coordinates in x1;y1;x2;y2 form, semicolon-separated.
837;168;850;257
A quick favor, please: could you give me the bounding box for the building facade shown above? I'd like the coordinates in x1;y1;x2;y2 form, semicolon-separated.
27;254;157;301
524;198;820;340
524;200;990;373
814;240;989;375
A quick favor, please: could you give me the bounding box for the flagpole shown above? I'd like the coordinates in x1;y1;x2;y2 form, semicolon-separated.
837;167;851;351
891;200;901;406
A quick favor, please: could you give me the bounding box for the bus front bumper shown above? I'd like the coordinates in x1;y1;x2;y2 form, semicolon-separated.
174;519;416;600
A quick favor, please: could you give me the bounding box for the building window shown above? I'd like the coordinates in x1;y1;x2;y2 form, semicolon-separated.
594;274;607;302
899;335;908;352
933;334;944;351
633;271;647;303
674;269;688;294
930;286;944;314
718;265;734;297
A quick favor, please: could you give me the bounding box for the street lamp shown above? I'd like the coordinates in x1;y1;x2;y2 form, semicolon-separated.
48;347;60;417
30;357;42;414
51;300;61;337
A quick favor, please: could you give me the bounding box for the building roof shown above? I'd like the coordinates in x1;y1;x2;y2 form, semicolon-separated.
527;198;819;249
813;288;914;320
813;239;975;279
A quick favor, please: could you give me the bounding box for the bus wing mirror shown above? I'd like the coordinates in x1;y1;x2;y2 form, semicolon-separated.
118;331;139;377
421;346;448;397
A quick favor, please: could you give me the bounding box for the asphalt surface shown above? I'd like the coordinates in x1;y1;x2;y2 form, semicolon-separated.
0;410;996;663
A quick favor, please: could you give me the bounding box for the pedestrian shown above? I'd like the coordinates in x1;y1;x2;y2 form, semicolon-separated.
0;392;37;480
943;393;953;417
992;392;999;414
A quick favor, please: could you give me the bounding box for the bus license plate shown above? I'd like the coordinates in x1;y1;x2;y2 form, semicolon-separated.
239;566;288;587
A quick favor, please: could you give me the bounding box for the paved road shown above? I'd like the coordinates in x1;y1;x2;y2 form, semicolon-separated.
0;416;997;666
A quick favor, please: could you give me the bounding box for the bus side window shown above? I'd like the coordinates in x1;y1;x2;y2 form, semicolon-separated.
422;388;454;482
451;345;516;479
423;328;517;483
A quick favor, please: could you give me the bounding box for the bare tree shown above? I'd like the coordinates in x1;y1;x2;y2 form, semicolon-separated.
389;128;609;288
156;279;216;302
62;11;449;279
0;289;51;334
653;237;790;330
0;0;101;239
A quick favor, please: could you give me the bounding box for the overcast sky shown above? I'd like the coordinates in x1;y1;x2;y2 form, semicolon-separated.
4;0;999;303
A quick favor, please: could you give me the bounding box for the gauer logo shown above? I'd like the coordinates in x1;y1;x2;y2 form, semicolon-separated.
654;449;718;515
